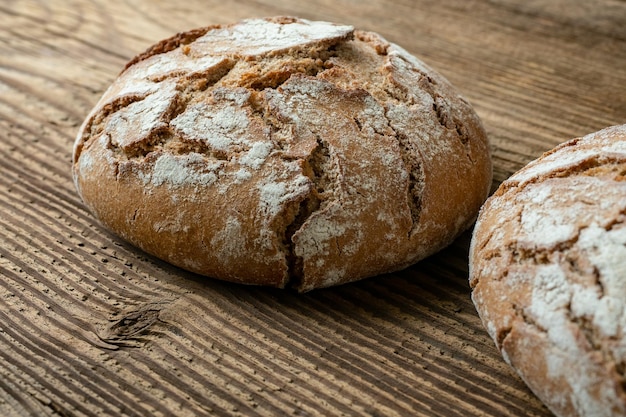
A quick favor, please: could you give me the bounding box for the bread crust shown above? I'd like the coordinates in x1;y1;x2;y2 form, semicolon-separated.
73;17;491;291
470;124;626;416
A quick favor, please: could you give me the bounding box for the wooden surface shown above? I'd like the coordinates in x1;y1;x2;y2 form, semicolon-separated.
1;1;625;416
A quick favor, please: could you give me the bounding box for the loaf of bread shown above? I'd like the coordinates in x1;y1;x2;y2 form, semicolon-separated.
470;124;626;416
73;16;492;291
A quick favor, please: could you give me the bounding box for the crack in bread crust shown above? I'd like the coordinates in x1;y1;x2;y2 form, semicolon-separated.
282;136;330;286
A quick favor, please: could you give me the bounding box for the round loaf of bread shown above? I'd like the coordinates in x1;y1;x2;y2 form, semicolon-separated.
470;124;626;416
73;16;492;291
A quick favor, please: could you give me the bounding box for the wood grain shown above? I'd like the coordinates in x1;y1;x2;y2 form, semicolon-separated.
0;0;624;416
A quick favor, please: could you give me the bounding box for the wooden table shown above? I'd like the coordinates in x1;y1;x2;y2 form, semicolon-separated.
1;1;624;416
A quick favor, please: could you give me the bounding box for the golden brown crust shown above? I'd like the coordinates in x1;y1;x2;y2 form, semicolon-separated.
73;17;491;291
470;124;626;417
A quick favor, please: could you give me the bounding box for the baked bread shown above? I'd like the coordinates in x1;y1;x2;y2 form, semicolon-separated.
73;16;492;291
470;124;626;416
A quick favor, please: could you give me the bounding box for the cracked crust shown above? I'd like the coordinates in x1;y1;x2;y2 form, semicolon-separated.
73;17;492;291
469;124;626;417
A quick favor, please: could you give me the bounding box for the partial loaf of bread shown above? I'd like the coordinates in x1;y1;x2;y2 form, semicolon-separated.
470;124;626;417
73;16;492;291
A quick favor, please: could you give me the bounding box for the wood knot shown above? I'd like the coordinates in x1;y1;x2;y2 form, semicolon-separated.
98;305;164;348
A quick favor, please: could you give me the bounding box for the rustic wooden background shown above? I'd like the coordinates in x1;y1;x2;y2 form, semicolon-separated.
1;1;624;416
